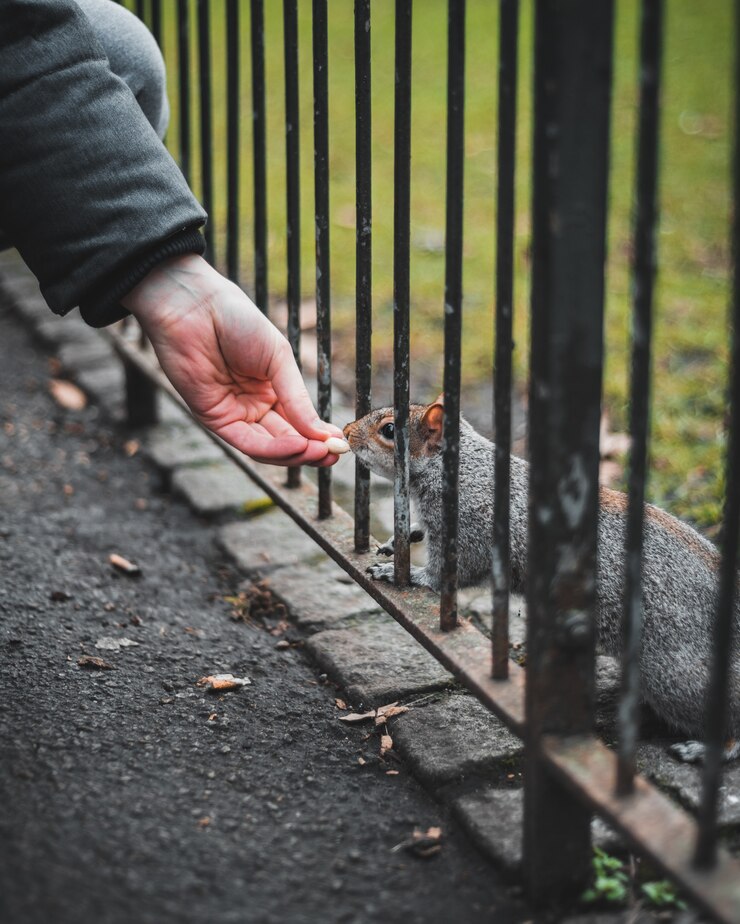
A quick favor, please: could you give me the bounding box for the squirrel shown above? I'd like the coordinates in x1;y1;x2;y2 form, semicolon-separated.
343;397;740;761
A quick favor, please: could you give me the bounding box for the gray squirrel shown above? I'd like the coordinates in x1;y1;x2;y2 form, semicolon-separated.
343;398;740;760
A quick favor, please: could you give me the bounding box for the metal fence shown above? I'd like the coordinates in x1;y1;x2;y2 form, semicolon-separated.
112;1;740;919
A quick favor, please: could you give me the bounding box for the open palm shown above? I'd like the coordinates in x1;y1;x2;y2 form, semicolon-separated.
124;255;342;466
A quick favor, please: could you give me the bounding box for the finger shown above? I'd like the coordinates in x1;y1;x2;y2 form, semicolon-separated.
217;420;310;462
308;453;340;468
270;348;344;441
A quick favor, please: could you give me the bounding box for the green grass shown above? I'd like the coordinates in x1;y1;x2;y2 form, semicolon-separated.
145;0;732;530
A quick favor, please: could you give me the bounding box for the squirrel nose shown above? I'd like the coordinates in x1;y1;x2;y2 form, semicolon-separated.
342;423;352;439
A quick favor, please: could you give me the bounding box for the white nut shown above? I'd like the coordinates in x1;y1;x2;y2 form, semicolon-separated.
325;436;350;454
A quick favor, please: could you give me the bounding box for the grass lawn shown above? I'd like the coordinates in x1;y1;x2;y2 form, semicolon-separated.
138;0;732;532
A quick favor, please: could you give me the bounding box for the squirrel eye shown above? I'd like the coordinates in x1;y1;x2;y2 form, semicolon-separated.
380;422;395;440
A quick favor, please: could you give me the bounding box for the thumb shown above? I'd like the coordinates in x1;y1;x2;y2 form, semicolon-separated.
270;343;344;442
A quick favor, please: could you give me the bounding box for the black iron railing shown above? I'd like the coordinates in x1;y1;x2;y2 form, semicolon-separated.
112;1;740;919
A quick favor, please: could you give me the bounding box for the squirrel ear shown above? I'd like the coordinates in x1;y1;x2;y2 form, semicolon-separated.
421;401;444;449
434;392;445;406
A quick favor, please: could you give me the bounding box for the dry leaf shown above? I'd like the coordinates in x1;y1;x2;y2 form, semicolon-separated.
197;673;251;692
49;378;87;411
375;704;409;725
123;440;140;457
386;770;400;776
357;756;367;766
392;826;443;858
109;553;141;577
78;655;115;670
339;710;376;723
335;698;347;710
197;816;211;828
380;734;393;757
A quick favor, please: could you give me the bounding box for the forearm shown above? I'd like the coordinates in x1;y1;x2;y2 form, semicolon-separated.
0;0;205;326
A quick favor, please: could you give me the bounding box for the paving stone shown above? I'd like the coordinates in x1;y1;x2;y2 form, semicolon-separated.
219;514;326;574
637;743;740;829
452;787;524;873
453;787;624;874
59;339;116;371
390;693;523;789
305;620;452;708
75;364;125;416
145;422;224;470
172;461;270;516
267;560;383;632
458;588;528;649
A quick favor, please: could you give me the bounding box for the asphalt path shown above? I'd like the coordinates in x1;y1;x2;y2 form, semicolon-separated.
0;299;527;924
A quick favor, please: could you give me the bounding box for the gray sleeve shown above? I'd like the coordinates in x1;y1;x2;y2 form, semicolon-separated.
0;0;207;327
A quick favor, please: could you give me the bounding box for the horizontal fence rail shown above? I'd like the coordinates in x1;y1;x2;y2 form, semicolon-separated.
119;1;740;920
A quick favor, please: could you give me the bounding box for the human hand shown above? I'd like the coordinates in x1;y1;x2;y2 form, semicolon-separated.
122;254;344;466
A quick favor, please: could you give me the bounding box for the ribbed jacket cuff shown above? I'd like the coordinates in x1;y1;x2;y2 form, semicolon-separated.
78;226;206;328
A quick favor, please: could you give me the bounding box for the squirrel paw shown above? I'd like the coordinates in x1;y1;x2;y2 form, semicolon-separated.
367;562;396;583
669;740;740;764
376;525;426;557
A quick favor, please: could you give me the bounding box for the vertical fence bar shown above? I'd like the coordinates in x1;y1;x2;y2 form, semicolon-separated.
313;0;333;519
177;0;192;186
251;0;269;313
284;0;302;489
136;0;145;22
439;0;465;632
393;0;412;585
354;0;372;552
150;0;162;48
616;0;663;797
694;0;740;866
524;0;614;907
226;0;240;284
492;0;519;678
197;0;214;265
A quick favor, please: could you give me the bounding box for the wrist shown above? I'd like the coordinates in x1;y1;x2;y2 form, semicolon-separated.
122;254;222;332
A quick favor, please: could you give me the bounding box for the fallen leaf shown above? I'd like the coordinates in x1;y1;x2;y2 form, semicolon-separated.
123;439;140;457
197;673;251;692
357;757;367;766
134;498;148;511
339;711;376;723
380;734;393;757
392;826;444;858
95;637;139;651
197;816;211;828
386;770;400;776
335;698;347;710
63;484;74;496
275;639;291;650
109;553;141;577
375;704;409;724
49;378;87;411
78;655;116;670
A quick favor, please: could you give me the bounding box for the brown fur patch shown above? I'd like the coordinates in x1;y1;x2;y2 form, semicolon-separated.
599;486;629;515
599;486;719;572
645;504;720;572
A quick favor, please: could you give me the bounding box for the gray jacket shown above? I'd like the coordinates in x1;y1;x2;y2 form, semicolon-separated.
0;0;206;327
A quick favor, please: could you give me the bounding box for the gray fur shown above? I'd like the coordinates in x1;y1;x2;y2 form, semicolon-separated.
348;405;740;746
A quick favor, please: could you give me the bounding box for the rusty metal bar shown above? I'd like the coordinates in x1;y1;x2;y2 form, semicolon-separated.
393;0;412;586
197;0;214;265
226;0;240;285
492;0;518;679
354;0;372;553
546;735;740;924
283;0;301;489
617;0;663;797
313;0;332;519
695;0;740;868
105;326;740;924
251;0;268;313
439;0;465;632
150;0;162;48
525;0;614;908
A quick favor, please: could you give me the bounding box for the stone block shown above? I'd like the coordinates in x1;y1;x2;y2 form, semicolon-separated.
267;560;383;632
453;787;623;874
219;514;325;574
390;693;522;789
172;462;270;516
637;743;740;829
305;620;452;708
145;422;224;470
76;364;125;416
